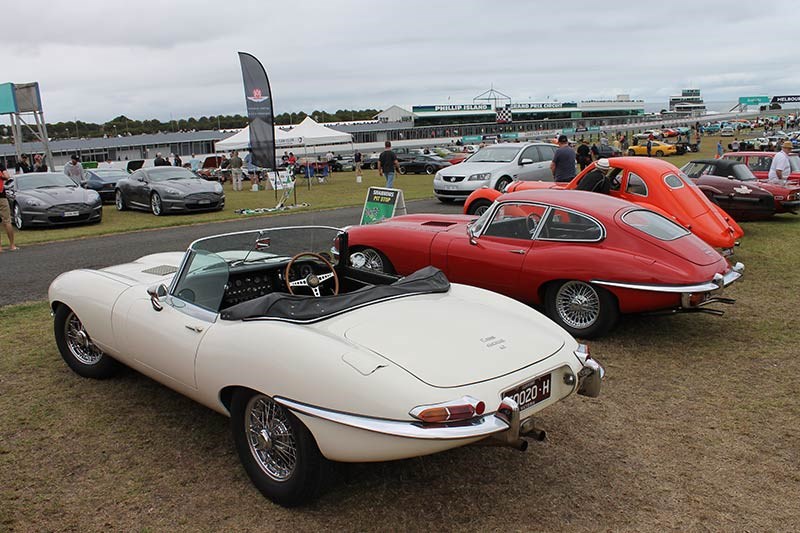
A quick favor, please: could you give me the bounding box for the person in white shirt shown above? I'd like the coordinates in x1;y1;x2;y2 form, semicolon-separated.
768;141;794;181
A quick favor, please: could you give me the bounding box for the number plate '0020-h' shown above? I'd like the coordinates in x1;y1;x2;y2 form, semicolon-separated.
502;374;552;412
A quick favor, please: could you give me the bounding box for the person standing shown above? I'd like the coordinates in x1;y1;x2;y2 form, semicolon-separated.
189;153;201;172
377;141;399;188
229;150;244;191
172;153;183;167
0;162;17;252
33;154;48;172
576;140;592;171
768;141;793;181
716;141;723;158
550;135;576;183
731;138;740;152
646;136;653;157
154;152;169;166
16;155;32;174
354;149;363;182
63;154;85;185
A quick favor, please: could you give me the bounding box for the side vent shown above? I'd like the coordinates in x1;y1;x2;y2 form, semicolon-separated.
421;221;456;227
141;265;179;276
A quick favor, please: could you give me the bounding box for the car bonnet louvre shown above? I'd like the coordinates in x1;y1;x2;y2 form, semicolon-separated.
141;265;179;276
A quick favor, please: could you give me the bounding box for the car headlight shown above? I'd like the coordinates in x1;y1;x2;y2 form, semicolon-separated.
468;173;491;181
434;172;442;181
164;187;181;196
25;198;43;207
213;183;223;193
87;190;101;204
788;193;798;201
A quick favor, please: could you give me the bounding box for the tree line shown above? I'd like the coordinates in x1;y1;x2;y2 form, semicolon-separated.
1;109;380;143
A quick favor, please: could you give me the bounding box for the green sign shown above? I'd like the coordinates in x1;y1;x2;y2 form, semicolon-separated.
461;135;483;143
360;187;406;225
0;83;17;114
500;133;519;139
739;96;769;105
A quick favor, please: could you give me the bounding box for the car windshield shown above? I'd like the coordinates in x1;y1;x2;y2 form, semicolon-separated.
730;165;757;182
190;226;343;267
14;172;77;190
621;209;690;241
91;170;128;182
790;155;800;172
469;146;522;163
147;167;198;182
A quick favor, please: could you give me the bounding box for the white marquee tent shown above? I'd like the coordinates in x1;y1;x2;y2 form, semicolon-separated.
215;116;352;152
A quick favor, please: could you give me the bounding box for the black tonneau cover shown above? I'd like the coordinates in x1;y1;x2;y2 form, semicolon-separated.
220;266;450;322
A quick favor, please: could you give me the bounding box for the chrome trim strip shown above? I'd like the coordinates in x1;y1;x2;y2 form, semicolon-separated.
274;397;510;440
592;263;743;294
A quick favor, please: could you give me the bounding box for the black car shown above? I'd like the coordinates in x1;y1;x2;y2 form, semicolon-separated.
593;144;622;158
84;169;130;203
398;155;452;175
115;166;225;216
5;172;103;229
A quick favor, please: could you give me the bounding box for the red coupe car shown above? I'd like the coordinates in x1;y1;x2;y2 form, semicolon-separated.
463;157;744;252
347;190;744;338
721;151;800;183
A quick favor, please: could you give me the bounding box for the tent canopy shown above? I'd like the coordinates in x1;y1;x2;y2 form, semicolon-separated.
215;117;352;151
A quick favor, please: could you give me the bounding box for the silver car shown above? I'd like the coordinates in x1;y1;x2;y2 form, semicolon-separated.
433;142;557;202
5;172;103;229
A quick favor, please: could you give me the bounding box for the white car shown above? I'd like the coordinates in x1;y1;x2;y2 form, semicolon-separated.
48;225;604;507
720;126;735;137
433;142;558;202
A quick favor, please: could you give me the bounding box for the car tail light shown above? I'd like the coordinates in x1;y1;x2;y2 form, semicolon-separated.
410;396;485;423
687;292;708;306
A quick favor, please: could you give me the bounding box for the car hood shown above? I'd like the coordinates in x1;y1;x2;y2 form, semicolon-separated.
21;187;96;204
154;178;220;192
99;252;186;285
343;286;567;388
438;161;513;175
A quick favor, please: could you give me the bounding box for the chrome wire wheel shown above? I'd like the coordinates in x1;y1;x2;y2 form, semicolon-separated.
554;281;600;330
246;395;298;482
360;248;385;271
64;311;104;365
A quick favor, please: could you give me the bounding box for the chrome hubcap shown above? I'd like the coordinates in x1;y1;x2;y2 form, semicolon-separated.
474;204;489;215
246;396;297;481
14;206;22;228
151;196;160;214
555;281;600;330
116;192;123;209
65;312;104;365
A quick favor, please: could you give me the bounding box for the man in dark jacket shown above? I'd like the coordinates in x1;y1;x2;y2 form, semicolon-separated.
154;152;170;166
576;158;611;194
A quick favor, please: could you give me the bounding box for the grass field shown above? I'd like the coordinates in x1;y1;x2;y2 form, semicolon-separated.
9;134;731;246
1;205;799;530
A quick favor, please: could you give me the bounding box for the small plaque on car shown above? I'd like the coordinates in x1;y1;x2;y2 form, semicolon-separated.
62;211;79;217
199;199;211;204
502;373;551;412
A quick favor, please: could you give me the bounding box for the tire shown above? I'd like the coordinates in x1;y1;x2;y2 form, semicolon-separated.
230;390;324;507
544;281;619;339
466;198;492;216
370;162;378;170
627;149;636;156
12;203;25;230
53;305;119;379
398;166;407;175
350;246;395;274
655;150;664;157
424;165;435;175
115;189;127;211
437;197;455;203
150;192;163;216
495;176;512;192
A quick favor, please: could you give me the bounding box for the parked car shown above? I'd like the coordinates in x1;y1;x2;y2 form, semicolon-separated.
720;126;735;137
398;155;452;175
433;142;558;202
634;130;663;140
83;169;129;203
463;157;744;252
627;141;677;157
594;144;623;158
5;172;103;230
681;159;799;216
115;166;225;216
702;123;721;134
347;190;744;338
720;151;800;184
48;225;605;506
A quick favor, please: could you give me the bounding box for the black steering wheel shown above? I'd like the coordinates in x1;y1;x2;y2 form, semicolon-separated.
525;213;541;236
285;252;339;297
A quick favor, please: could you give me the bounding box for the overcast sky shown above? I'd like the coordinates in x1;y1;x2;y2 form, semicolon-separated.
3;0;799;124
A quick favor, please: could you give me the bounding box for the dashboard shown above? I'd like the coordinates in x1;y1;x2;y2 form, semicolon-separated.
221;259;329;308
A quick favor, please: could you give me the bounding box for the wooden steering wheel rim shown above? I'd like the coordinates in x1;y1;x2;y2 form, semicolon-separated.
284;252;340;296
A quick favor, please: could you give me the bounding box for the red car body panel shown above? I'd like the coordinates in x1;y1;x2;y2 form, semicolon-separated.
348;190;735;316
721;151;800;184
464;157;744;249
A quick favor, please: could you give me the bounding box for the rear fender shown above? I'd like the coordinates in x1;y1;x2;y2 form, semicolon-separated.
463;188;502;214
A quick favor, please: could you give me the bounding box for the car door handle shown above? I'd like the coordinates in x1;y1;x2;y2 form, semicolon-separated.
185;325;204;333
509;249;526;254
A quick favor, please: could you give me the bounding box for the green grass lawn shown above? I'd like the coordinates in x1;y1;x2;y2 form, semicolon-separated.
9;135;732;246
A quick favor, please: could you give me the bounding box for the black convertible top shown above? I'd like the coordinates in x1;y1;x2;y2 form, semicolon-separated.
220;266;450;322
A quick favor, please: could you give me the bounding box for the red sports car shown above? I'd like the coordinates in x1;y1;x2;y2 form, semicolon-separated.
347;190;744;338
721;151;800;183
463;157;744;252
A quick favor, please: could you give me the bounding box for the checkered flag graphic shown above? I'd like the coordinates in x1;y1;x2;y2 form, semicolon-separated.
495;106;512;124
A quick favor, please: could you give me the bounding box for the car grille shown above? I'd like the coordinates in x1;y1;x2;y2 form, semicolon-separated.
442;176;465;183
48;213;92;223
47;203;91;213
185;192;222;210
434;188;468;196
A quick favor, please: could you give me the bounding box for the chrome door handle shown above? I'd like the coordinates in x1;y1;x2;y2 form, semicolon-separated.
185;325;204;333
509;249;526;254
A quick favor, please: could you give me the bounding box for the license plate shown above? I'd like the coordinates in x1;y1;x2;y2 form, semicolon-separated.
502;373;552;412
444;185;457;190
199;199;211;204
63;211;79;217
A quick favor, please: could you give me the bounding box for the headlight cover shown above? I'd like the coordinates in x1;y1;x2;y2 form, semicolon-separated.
25;198;43;207
468;173;491;181
164;187;181;196
214;183;223;193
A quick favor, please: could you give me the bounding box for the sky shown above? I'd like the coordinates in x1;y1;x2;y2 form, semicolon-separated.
2;0;799;124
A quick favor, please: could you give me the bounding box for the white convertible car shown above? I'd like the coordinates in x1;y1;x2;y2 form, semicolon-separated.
49;225;604;506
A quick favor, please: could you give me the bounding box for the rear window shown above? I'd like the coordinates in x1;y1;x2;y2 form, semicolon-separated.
663;174;684;189
621;209;690;241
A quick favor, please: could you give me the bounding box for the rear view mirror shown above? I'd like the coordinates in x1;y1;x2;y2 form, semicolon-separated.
147;283;168;311
519;158;534;166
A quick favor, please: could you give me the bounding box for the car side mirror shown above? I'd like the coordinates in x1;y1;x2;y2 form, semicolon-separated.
4;178;13;188
467;226;478;245
519;158;533;166
147;283;168;311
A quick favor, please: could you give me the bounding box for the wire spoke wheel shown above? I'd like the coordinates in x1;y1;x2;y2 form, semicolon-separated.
246;395;298;482
64;311;104;365
554;281;600;330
